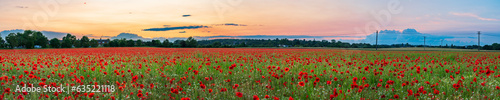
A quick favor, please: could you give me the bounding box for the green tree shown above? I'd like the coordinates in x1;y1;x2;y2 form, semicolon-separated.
292;39;300;46
18;30;35;49
186;36;197;47
62;34;76;48
136;39;143;47
162;39;172;47
109;39;119;47
5;33;18;48
492;43;500;50
74;39;81;48
49;38;61;48
80;36;90;48
174;40;187;47
126;39;135;47
33;31;48;48
152;40;161;47
212;41;222;48
0;36;5;48
118;39;126;47
90;39;99;47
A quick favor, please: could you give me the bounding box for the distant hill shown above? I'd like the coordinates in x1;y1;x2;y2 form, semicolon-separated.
347;28;481;46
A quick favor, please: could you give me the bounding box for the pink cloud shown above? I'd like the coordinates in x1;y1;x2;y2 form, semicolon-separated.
450;12;499;21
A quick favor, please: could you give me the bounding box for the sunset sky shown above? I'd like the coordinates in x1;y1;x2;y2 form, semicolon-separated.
0;0;499;40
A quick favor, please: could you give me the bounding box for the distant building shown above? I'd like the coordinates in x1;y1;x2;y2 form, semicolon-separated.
98;39;109;46
278;44;289;47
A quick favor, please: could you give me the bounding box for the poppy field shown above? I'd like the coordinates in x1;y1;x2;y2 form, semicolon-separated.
0;47;499;99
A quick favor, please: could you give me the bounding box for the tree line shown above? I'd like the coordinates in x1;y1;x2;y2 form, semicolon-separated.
0;30;99;48
102;36;198;47
1;30;500;50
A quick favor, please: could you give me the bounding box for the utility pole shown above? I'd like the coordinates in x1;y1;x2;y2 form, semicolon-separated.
440;39;443;48
376;30;378;50
478;31;480;51
424;36;426;51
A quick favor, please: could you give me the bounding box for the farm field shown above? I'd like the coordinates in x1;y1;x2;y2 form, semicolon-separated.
0;47;499;99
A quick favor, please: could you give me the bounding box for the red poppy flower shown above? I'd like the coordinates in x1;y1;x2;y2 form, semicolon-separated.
171;88;179;94
298;81;305;86
200;83;206;89
4;88;10;93
88;93;94;98
433;88;440;95
233;84;239;89
253;95;259;100
220;88;227;92
137;93;143;97
39;82;46;87
236;92;243;97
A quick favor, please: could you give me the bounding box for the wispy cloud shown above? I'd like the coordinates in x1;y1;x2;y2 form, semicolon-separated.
15;6;28;8
143;23;248;32
450;12;499;21
212;23;247;26
143;25;210;31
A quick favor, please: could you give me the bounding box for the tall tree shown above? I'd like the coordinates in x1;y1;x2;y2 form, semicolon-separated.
74;39;81;48
0;36;5;48
33;31;49;48
80;36;90;48
186;36;197;47
5;33;18;48
152;40;161;47
49;38;61;48
126;39;135;47
18;30;35;49
62;34;76;48
162;39;171;47
136;39;143;47
90;39;99;47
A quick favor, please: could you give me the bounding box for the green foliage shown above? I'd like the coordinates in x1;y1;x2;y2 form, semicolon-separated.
74;39;81;48
0;36;5;48
33;31;49;48
49;38;61;48
5;33;18;48
136;39;143;47
4;30;48;49
62;34;76;48
80;36;90;48
151;40;162;47
90;39;99;47
185;36;197;47
162;39;172;47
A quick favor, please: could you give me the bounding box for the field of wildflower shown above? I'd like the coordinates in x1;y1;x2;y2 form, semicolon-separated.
0;47;499;99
